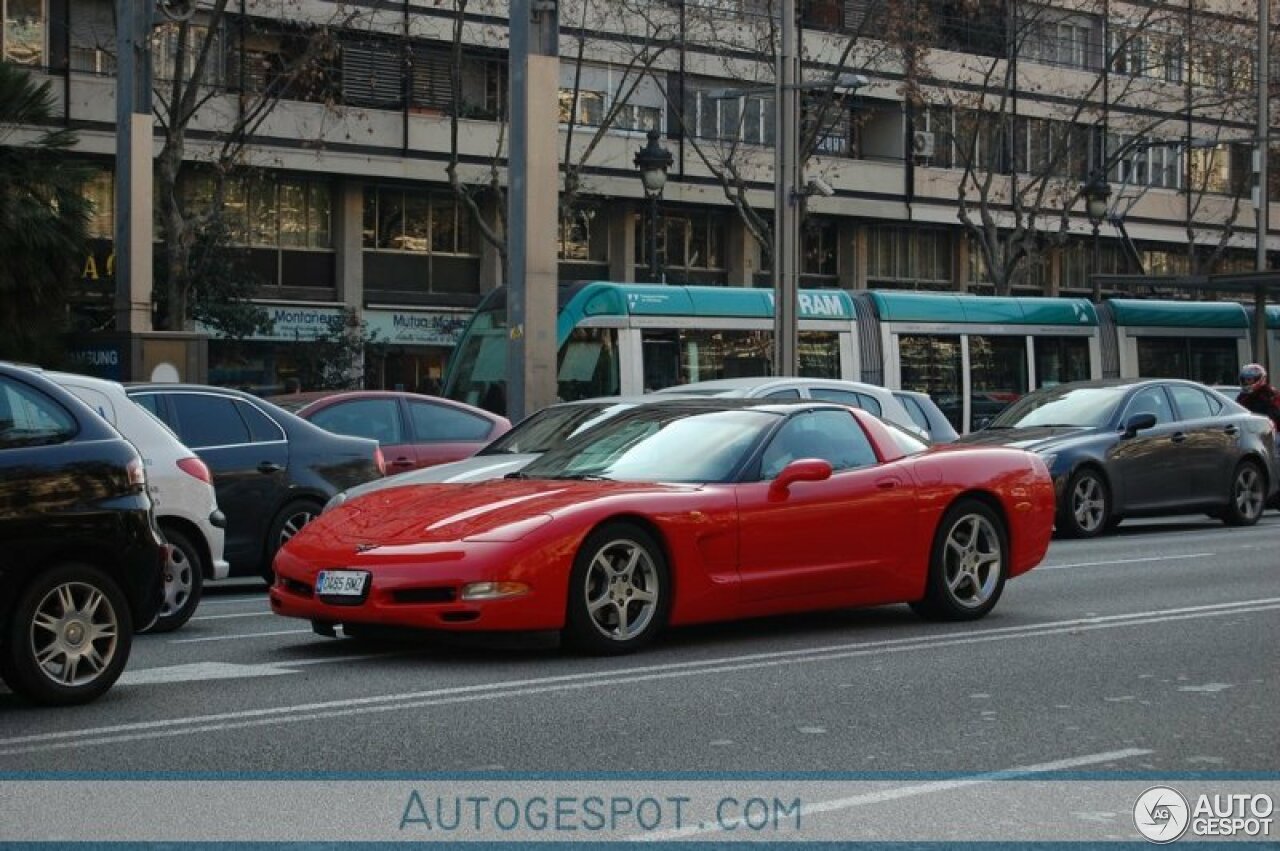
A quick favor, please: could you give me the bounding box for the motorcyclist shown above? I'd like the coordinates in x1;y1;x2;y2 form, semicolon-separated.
1237;363;1280;430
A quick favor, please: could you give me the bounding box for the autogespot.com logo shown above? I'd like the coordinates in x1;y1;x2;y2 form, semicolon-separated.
1134;786;1191;843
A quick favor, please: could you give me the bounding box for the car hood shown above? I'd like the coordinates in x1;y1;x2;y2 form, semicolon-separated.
954;425;1094;452
326;453;541;511
296;478;697;551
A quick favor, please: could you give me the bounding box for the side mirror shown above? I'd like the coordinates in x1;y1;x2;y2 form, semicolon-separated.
1122;412;1157;438
769;458;832;498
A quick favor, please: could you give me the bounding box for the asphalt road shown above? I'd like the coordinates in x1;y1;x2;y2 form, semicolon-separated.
1;515;1277;777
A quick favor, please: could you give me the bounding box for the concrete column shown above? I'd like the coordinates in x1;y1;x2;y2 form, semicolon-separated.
725;215;750;286
335;179;364;309
478;195;504;292
954;231;969;292
837;219;860;290
608;202;636;283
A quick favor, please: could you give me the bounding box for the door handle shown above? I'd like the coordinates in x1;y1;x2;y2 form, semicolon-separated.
257;461;284;474
875;477;899;490
390;456;415;468
1170;432;1187;444
1223;425;1239;436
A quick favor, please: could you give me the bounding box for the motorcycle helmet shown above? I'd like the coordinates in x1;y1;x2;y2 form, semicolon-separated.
1240;363;1267;391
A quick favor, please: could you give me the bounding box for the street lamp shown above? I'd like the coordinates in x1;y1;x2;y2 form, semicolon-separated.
634;129;673;283
1081;173;1111;302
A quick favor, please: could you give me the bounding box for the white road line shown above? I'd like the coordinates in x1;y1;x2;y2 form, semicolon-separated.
634;748;1153;841
169;629;311;644
189;611;274;622
1039;552;1214;570
2;598;1276;757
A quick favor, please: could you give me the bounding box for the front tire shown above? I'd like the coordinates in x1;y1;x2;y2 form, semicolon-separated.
143;527;204;633
562;522;670;655
262;498;322;582
1058;468;1111;538
1223;460;1265;527
911;500;1008;621
2;563;133;706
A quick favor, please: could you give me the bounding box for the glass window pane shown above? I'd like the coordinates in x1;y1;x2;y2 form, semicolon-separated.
1168;385;1214;420
1123;386;1173;425
4;0;44;65
557;327;620;403
0;378;76;448
760;409;877;478
308;182;332;249
278;182;307;247
969;335;1029;429
1034;336;1091;388
403;192;431;252
899;335;962;432
1136;337;1189;379
377;190;404;250
237;401;285;443
362;188;377;248
431;196;457;253
170;394;250;448
798;331;840;378
249;181;277;246
410;402;492;441
310;398;404;444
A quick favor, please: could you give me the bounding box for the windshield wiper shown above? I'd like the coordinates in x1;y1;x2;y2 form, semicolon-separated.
554;473;615;481
503;471;528;479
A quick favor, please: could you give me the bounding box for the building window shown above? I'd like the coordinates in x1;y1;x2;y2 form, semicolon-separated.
559;63;663;134
802;218;838;277
185;174;332;250
634;209;726;279
1188;144;1230;195
559;204;608;263
559;89;605;126
682;81;774;146
153;21;224;85
868;227;951;286
363;187;475;256
83;169;113;240
1023;7;1100;70
2;0;43;65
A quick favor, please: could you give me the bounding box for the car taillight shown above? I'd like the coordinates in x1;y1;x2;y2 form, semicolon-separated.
126;457;146;491
374;446;386;476
177;456;212;484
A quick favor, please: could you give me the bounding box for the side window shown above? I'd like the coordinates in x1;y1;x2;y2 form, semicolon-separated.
237;401;287;443
853;392;883;417
170;394;251;449
809;387;862;408
899;396;932;432
758;409;878;479
762;388;802;400
64;386;117;424
1168;385;1216;421
0;377;78;448
1124;386;1173;426
310;399;402;444
410;402;493;441
132;392;168;424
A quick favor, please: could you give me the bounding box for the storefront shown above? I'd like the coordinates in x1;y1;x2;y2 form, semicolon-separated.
363;308;469;394
205;304;349;394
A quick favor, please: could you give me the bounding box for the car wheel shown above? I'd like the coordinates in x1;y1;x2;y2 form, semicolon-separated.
1222;460;1266;527
143;527;204;634
262;498;322;582
1058;468;1111;539
2;563;133;706
910;500;1007;621
562;522;671;655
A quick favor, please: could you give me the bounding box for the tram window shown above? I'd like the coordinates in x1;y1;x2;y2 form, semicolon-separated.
798;331;841;378
1034;337;1091;387
969;335;1028;430
1137;337;1238;385
641;330;680;392
557;327;620;402
899;334;962;432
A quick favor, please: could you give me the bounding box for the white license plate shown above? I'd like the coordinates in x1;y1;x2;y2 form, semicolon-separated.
315;570;369;597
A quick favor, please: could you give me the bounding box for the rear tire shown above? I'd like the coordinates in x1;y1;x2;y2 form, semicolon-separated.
1222;460;1265;527
262;498;322;583
3;563;133;706
562;522;670;655
911;499;1008;621
143;527;204;633
1057;468;1111;539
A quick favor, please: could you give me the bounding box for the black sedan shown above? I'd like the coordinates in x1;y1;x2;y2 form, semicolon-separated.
956;378;1278;537
127;384;385;579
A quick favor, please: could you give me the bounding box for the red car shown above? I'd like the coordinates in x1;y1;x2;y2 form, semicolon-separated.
270;400;1055;654
271;391;510;474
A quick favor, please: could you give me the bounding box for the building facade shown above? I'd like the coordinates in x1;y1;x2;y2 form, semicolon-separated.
3;0;1276;389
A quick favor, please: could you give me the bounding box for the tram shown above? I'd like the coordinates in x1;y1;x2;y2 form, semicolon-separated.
442;282;1278;434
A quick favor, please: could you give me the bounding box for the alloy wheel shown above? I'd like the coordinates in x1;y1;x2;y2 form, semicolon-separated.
159;544;194;619
28;581;120;688
1072;475;1106;533
582;539;660;642
1233;465;1264;521
941;514;1002;609
278;509;316;547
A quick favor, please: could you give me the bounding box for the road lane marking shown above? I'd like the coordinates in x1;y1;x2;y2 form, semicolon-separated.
169;629;311;644
1039;552;1214;570
634;748;1153;841
2;598;1276;757
118;662;299;686
189;611;274;622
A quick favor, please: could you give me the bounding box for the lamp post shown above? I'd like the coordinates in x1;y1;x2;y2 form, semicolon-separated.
634;129;673;283
1082;174;1111;302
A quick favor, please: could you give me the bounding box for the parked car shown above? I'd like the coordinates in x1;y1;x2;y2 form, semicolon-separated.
893;390;959;443
0;363;165;705
321;395;691;513
270;391;510;475
955;378;1279;537
50;372;228;632
271;399;1055;653
653;377;929;440
125;384;385;580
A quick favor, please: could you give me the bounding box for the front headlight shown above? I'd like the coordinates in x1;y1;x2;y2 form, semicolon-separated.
461;581;530;601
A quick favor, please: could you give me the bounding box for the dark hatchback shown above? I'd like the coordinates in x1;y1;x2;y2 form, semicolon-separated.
126;385;385;579
0;364;165;705
956;378;1278;537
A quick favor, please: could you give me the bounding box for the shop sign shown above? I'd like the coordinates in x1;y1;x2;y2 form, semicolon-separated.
67;344;125;381
199;305;347;341
364;310;468;347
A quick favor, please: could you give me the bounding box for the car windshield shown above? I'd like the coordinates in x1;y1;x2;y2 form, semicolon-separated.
478;402;622;455
987;386;1127;429
518;408;777;483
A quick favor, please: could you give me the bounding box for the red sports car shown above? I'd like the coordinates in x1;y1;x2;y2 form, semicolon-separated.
270;400;1055;653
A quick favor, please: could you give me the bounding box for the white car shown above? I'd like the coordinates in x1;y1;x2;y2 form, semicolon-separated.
49;372;229;632
654;377;930;439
